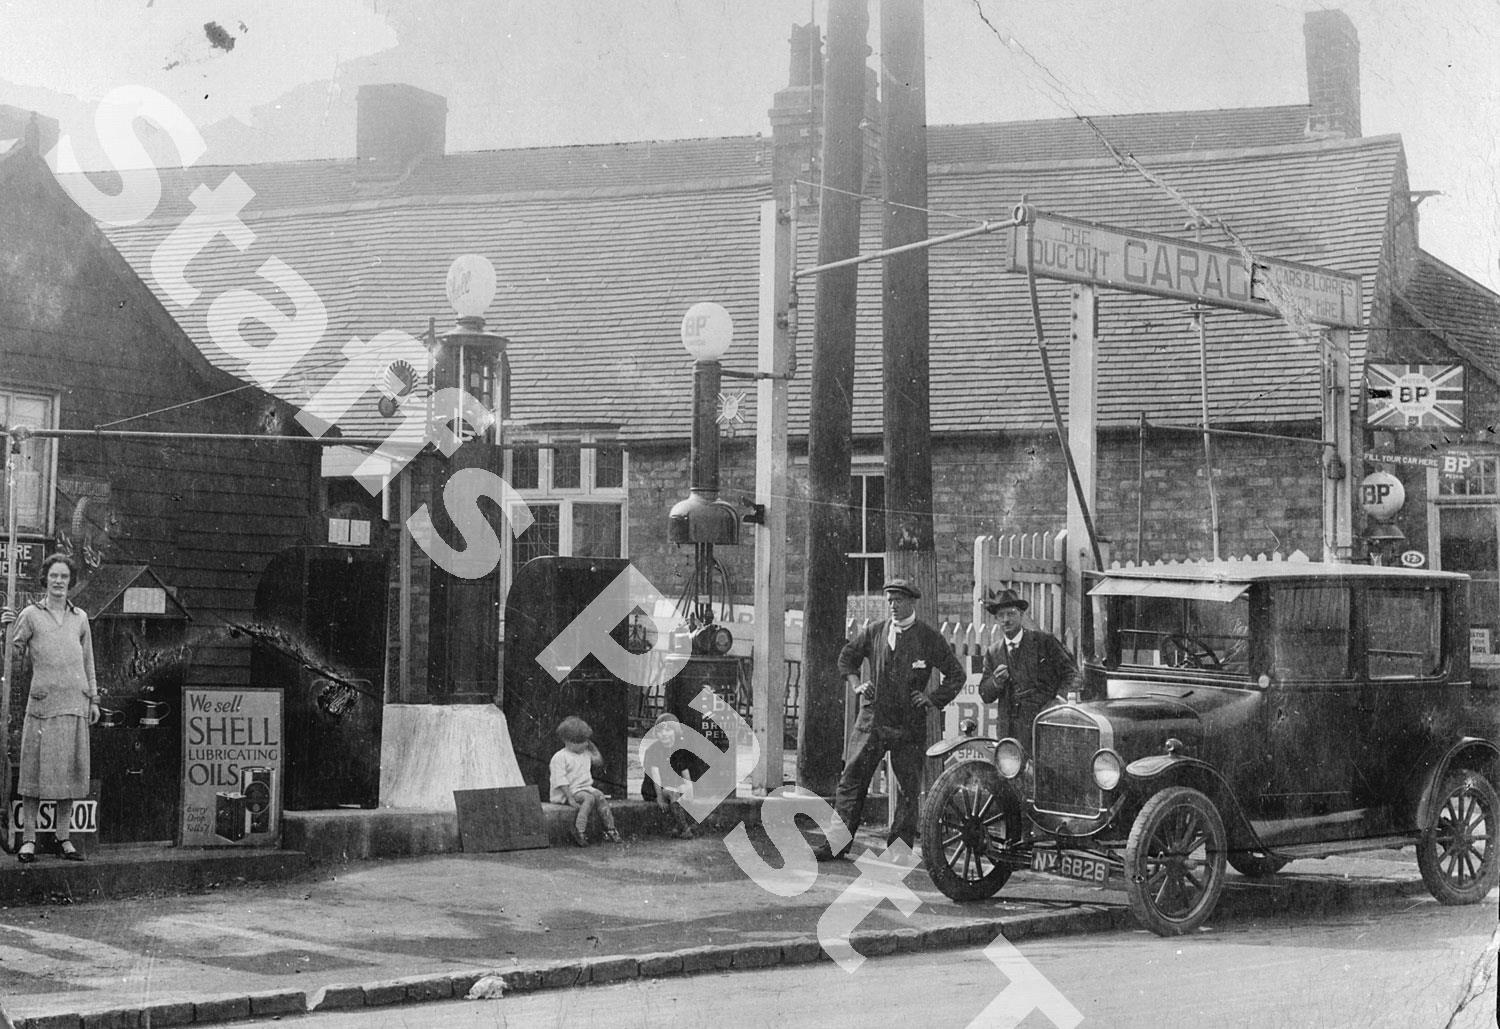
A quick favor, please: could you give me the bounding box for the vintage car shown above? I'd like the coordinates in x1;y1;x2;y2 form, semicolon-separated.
920;561;1500;935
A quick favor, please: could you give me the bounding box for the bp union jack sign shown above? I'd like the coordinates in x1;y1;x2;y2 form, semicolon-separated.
1366;364;1465;429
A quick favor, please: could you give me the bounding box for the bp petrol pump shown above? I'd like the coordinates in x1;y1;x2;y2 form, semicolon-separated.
665;303;746;763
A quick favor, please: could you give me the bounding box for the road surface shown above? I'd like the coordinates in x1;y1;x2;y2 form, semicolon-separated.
233;890;1497;1028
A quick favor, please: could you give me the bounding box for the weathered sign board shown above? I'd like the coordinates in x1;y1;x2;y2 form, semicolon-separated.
1007;210;1363;328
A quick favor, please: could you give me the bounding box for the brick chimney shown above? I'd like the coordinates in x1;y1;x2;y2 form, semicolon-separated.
355;84;447;177
769;23;824;210
1304;10;1361;139
767;23;882;210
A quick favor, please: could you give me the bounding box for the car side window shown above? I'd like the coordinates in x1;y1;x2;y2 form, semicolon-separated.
1366;588;1442;678
1272;586;1350;680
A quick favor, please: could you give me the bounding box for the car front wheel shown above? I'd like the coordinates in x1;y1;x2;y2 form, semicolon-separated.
1417;770;1498;905
920;759;1022;902
1125;786;1228;936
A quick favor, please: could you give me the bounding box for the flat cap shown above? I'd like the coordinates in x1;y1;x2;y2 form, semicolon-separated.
882;578;921;600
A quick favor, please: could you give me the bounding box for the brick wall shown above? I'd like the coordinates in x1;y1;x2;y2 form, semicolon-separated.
625;425;1329;614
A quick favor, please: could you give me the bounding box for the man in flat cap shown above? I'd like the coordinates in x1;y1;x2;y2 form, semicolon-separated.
978;588;1079;742
814;578;965;860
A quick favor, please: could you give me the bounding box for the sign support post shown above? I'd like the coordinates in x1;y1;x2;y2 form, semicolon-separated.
751;197;792;794
1065;285;1098;648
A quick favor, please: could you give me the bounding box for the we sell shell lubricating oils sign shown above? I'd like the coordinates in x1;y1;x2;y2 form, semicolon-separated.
179;687;283;847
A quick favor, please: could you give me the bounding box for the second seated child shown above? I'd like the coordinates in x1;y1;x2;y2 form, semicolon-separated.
639;712;701;840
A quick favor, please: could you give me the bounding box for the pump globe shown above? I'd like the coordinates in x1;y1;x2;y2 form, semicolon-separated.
446;254;497;318
680;302;733;361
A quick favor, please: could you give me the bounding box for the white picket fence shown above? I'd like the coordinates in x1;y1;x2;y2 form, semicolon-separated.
1107;549;1312;570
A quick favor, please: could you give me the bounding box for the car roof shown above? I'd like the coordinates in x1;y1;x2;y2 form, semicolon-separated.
1096;559;1467;586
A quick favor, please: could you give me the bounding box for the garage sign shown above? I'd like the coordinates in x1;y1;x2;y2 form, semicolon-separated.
1006;210;1362;327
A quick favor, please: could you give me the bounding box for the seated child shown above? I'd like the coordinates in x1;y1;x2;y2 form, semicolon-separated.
549;715;622;846
638;712;700;840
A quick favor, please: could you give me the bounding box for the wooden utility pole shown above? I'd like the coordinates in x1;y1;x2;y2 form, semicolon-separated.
1322;328;1354;561
798;0;867;797
879;0;939;775
750;195;793;794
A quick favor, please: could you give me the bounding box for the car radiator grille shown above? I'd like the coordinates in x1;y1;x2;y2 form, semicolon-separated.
1034;721;1102;816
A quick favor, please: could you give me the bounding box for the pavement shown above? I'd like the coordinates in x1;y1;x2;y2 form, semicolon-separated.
0;795;1435;1029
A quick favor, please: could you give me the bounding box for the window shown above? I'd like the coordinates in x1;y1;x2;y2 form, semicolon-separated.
1110;594;1251;675
1366;588;1442;678
552;440;581;490
0;389;56;536
1271;586;1351;680
513;503;561;566
509;447;539;490
595;445;623;489
1439;456;1499;497
572;503;622;558
506;433;627;573
848;471;885;597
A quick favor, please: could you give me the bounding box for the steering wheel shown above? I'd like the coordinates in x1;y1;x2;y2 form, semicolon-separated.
1161;633;1222;670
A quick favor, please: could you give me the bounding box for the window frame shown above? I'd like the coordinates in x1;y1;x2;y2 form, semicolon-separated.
1360;585;1446;681
848;465;885;600
503;431;629;569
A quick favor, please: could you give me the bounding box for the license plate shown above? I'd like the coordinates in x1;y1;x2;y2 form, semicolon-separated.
1031;847;1110;884
949;745;991;764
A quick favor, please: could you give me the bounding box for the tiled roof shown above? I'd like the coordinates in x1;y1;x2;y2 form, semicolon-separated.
1397;251;1500;378
93;127;1400;443
926;106;1315;165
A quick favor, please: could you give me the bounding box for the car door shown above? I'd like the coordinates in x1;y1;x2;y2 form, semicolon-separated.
1259;583;1361;819
1353;583;1447;813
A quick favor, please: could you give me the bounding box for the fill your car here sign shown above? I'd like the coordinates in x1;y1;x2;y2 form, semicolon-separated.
1366;364;1465;429
1005;210;1363;329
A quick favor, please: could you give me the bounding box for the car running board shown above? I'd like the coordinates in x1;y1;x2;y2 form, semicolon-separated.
1269;833;1417;861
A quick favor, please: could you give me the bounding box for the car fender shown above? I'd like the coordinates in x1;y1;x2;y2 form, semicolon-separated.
1124;753;1264;851
926;735;998;759
1413;737;1500;830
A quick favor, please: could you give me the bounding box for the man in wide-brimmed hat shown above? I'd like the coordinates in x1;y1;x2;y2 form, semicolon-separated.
813;578;965;861
978;587;1079;741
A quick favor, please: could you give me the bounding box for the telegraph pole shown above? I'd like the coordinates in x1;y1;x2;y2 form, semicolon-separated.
799;0;867;797
879;0;940;775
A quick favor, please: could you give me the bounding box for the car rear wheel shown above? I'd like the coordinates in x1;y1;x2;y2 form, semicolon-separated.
920;759;1021;902
1125;786;1228;936
1417;770;1498;905
1227;851;1289;878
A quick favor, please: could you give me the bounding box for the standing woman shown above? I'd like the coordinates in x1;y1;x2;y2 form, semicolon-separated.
2;553;99;862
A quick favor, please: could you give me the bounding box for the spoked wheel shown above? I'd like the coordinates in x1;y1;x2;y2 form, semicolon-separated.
1418;771;1498;905
920;759;1022;901
1125;787;1227;935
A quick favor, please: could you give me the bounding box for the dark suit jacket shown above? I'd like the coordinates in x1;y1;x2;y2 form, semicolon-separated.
837;619;966;742
978;628;1079;739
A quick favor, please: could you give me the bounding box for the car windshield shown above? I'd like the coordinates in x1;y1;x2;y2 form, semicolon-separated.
1105;593;1252;676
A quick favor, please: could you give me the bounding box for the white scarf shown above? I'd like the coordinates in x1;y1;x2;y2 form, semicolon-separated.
887;612;917;651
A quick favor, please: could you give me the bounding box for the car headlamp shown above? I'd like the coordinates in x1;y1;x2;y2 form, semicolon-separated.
996;738;1024;779
1091;749;1123;791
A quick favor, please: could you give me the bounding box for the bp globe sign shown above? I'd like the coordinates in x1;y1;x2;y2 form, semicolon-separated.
1360;471;1405;520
